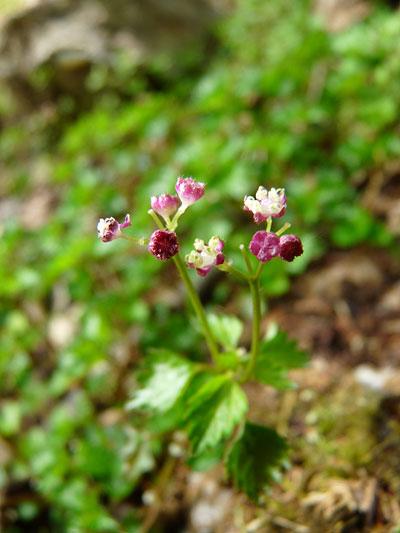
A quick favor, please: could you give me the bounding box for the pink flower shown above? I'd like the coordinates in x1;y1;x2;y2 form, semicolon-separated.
148;230;179;261
279;234;303;262
97;214;131;242
175;177;205;208
249;231;280;262
244;187;286;224
185;236;225;277
150;194;180;219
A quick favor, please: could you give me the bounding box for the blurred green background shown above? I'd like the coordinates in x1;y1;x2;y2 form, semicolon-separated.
1;0;400;531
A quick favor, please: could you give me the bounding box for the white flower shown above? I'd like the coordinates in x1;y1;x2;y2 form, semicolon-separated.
244;187;286;223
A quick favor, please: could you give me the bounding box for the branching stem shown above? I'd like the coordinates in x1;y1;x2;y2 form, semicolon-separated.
148;208;219;360
218;262;249;282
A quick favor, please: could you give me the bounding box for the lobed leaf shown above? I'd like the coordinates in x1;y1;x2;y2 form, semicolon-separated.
253;327;308;388
226;422;289;500
208;314;244;349
126;350;196;413
185;374;248;454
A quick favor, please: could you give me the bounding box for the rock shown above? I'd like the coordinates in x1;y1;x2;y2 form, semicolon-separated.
0;0;221;106
186;471;234;533
354;364;397;392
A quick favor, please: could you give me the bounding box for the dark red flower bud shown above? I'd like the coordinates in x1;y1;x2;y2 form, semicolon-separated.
148;230;179;261
249;231;280;262
279;234;303;262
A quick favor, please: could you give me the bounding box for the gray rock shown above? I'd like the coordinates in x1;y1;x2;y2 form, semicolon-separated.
0;0;221;105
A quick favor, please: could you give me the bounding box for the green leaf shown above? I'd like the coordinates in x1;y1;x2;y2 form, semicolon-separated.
262;325;308;369
186;443;224;472
208;314;243;349
215;350;242;371
185;375;248;454
146;374;211;433
226;422;289;500
253;326;308;389
253;364;297;390
0;401;22;436
126;350;196;413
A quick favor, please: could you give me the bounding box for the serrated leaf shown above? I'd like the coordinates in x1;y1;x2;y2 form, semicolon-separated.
208;314;243;349
185;375;247;454
226;422;289;500
126;350;195;413
253;362;297;390
147;371;214;433
253;328;308;388
261;329;308;369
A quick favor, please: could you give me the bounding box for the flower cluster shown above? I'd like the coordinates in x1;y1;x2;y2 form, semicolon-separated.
97;180;302;270
185;237;225;277
150;177;206;224
244;187;286;224
245;186;303;263
98;177;206;261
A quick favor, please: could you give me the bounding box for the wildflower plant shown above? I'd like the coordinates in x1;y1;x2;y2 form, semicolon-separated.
97;177;307;500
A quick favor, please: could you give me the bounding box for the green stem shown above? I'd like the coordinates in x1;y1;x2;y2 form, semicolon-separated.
148;209;165;229
148;208;219;359
218;262;249;282
254;260;264;280
149;208;218;359
276;222;291;236
120;235;148;244
170;206;186;231
240;244;254;276
240;259;264;383
173;253;219;361
240;276;261;383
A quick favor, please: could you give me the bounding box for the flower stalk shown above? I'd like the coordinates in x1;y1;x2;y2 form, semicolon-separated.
173;253;219;361
148;207;219;359
240;244;254;277
240;262;263;383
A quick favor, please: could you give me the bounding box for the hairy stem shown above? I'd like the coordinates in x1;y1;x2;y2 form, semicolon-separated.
173;253;219;361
